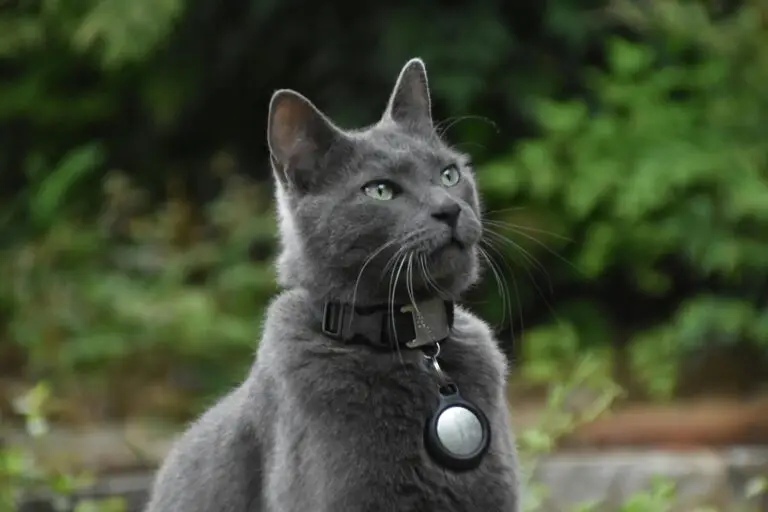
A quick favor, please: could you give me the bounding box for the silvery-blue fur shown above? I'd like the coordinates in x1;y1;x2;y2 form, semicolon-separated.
145;58;520;512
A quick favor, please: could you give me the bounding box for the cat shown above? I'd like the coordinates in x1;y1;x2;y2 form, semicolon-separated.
144;57;520;512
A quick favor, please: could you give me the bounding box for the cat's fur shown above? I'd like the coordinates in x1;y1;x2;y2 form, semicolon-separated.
145;58;520;512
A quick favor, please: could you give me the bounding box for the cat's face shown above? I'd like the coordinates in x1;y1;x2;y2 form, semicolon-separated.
268;59;482;304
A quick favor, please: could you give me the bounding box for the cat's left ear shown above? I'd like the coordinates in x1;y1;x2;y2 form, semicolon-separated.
382;58;433;135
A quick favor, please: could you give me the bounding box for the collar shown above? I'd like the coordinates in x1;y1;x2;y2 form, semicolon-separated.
319;297;454;351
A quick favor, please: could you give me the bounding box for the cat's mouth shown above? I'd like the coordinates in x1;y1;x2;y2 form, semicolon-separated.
428;237;465;257
449;237;465;250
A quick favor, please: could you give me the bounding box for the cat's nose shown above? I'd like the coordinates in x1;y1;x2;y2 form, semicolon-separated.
431;203;461;229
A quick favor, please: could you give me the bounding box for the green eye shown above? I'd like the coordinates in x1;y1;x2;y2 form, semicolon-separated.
363;181;395;200
441;165;461;187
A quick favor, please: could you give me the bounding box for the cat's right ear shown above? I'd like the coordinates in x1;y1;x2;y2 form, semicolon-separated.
382;58;433;136
267;89;345;191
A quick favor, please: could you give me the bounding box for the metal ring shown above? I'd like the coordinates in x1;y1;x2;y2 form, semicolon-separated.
431;358;443;376
420;341;441;358
428;343;450;386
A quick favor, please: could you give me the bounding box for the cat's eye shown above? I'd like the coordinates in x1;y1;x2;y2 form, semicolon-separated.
440;165;461;187
362;181;396;201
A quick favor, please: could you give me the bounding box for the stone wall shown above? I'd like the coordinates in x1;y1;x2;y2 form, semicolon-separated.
533;447;768;511
12;423;768;512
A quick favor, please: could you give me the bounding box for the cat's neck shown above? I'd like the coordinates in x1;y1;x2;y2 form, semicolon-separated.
303;282;454;309
274;236;471;308
293;287;455;352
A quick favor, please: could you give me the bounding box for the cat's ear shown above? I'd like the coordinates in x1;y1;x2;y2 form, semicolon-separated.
383;58;433;135
267;89;346;191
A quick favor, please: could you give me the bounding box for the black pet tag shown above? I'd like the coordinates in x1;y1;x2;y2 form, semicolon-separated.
423;364;491;471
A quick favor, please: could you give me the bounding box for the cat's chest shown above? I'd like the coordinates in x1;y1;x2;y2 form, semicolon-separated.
292;339;497;422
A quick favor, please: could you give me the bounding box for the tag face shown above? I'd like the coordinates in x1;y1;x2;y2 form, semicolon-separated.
401;299;450;348
424;387;491;471
435;405;485;457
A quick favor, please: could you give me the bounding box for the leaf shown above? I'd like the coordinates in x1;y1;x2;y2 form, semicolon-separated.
744;475;768;499
607;38;655;77
28;144;104;229
0;17;45;56
536;99;587;134
72;0;183;67
518;428;554;454
577;223;617;278
477;156;520;197
630;329;681;400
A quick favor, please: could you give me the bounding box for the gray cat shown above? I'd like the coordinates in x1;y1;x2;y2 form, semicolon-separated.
144;58;519;512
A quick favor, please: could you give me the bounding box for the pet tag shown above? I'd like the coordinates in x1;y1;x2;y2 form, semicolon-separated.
423;350;491;471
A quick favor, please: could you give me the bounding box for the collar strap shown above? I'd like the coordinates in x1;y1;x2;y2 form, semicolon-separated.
320;298;454;351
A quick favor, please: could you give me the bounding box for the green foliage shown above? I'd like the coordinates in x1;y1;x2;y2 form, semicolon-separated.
616;478;677;512
26;144;105;231
1;0;767;507
518;355;622;511
0;382;119;511
72;0;183;68
0;0;764;413
3;172;276;414
0;0;181;67
478;0;768;397
517;364;766;512
0;0;179;133
1;382;128;511
0;0;605;411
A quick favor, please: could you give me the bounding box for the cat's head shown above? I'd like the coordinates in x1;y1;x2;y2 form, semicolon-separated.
267;58;483;305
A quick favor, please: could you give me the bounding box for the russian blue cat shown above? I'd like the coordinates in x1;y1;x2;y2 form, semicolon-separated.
145;58;519;512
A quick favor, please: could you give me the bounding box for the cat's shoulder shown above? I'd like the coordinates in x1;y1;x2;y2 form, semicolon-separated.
452;305;494;341
450;305;510;377
255;288;339;368
261;288;316;336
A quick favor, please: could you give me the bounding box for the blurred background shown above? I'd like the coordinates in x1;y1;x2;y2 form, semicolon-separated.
1;0;768;510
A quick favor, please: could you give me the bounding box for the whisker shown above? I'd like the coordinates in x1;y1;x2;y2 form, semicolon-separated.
487;224;582;277
450;141;486;152
406;253;424;324
406;253;417;305
483;229;554;295
478;245;510;333
483;235;548;303
418;253;449;299
483;219;572;242
401;253;421;367
379;241;419;286
390;253;408;352
346;228;429;333
435;115;500;138
417;254;435;296
482;236;560;334
480;241;524;345
483;206;527;216
386;251;400;364
381;246;407;280
380;231;426;278
349;236;407;329
405;253;433;338
482;243;520;335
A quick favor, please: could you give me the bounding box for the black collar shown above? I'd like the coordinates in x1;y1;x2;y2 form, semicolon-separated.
319;298;454;351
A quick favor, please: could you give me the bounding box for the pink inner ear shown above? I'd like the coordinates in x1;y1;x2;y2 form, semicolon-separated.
387;62;431;132
274;101;304;144
402;69;428;108
273;100;315;161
